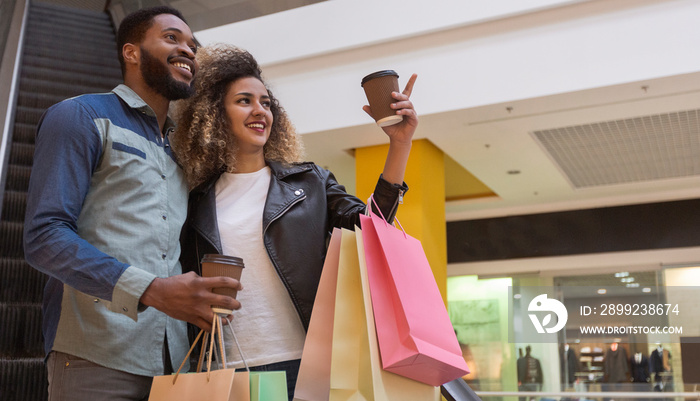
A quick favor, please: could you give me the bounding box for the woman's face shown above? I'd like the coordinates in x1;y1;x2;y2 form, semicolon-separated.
224;76;273;155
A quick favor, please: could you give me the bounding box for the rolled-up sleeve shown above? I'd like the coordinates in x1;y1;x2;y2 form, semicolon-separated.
324;165;408;228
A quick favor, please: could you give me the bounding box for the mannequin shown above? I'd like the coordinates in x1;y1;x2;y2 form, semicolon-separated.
517;345;543;401
650;344;671;391
560;344;579;385
630;352;650;383
602;342;629;401
604;342;629;383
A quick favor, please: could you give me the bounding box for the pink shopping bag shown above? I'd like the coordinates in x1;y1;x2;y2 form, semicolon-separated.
359;210;469;387
329;228;439;400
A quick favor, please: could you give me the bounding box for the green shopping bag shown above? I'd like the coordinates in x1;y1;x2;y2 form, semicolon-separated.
250;371;288;401
217;315;288;401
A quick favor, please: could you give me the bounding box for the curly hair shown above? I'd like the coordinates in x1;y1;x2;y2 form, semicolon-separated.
171;44;304;188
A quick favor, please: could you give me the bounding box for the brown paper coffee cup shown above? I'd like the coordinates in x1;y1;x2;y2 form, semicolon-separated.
361;70;403;127
201;254;244;315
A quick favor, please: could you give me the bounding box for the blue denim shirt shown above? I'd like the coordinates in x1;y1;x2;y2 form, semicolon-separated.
23;85;189;376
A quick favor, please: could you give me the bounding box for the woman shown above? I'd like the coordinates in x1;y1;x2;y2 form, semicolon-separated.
173;44;418;398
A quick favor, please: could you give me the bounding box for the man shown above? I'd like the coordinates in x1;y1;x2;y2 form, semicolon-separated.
23;6;241;400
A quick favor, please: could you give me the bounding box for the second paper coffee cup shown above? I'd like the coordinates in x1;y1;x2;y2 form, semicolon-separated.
201;254;244;315
361;70;403;127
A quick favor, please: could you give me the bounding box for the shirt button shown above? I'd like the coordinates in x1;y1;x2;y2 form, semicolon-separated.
122;307;128;312
162;215;167;220
161;174;166;180
162;253;167;259
93;299;99;303
295;189;304;196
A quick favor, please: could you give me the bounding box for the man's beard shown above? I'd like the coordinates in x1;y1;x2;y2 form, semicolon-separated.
140;47;195;100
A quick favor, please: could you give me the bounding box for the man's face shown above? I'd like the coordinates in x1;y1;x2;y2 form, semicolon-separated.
138;14;198;100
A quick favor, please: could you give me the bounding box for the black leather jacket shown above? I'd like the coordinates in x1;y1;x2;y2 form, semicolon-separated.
180;160;407;330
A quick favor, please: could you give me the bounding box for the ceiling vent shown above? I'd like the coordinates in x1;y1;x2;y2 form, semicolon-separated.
532;110;700;189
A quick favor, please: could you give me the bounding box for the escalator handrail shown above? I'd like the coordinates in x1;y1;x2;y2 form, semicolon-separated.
0;0;29;221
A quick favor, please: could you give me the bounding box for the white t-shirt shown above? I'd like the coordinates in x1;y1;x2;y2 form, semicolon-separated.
214;166;306;368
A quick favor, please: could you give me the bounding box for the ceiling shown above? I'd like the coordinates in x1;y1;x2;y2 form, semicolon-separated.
434;70;700;220
68;0;324;32
298;68;700;221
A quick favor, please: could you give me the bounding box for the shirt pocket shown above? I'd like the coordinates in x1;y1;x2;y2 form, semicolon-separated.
112;141;147;160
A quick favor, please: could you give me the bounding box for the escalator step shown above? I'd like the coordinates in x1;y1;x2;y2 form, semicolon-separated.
22;46;120;70
21;65;121;87
0;221;24;258
19;77;119;97
3;165;32;192
1;191;28;223
0;304;43;357
21;54;121;77
16;92;70;110
23;43;118;63
8;143;34;167
27;20;115;41
0;357;48;401
0;258;46;304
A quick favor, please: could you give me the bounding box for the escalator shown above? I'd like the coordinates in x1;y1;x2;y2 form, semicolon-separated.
0;2;121;400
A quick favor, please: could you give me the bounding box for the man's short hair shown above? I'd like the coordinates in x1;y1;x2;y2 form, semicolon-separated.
116;6;188;75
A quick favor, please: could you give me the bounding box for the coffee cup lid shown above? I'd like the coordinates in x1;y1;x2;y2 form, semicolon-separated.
361;70;399;87
201;254;244;267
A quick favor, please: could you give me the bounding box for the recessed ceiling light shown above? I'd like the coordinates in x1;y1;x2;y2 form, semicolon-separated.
621;277;635;283
626;283;640;288
642;287;651;293
597;289;607;294
614;272;629;278
514;293;522;299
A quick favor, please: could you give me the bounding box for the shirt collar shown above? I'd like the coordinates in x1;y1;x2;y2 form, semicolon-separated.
112;84;176;131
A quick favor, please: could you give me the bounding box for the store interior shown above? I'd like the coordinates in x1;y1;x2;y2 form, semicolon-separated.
447;266;700;398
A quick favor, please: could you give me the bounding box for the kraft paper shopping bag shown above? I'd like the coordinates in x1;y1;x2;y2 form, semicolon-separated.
328;228;439;401
149;318;250;401
149;369;250;401
293;228;342;401
360;210;469;386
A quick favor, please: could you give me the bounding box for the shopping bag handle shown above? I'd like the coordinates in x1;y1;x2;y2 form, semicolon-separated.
205;315;226;377
172;328;204;384
224;315;250;371
366;193;407;239
171;315;228;384
202;315;250;372
194;316;226;377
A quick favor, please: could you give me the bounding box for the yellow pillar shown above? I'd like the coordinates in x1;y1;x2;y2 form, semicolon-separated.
355;139;447;303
